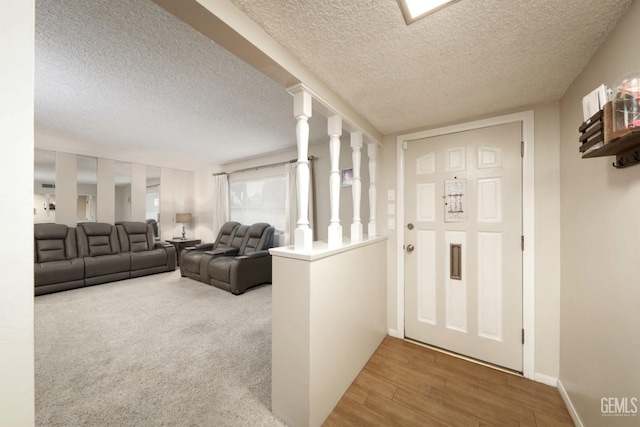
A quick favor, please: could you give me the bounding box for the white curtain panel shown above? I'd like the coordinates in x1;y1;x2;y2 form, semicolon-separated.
284;160;315;246
212;174;229;236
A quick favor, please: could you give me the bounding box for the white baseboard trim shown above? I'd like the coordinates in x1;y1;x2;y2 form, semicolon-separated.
557;379;584;427
387;328;399;338
534;373;558;387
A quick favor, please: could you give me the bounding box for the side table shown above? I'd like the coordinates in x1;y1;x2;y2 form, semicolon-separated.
165;238;201;266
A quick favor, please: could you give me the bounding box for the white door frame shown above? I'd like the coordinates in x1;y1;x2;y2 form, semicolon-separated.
396;110;535;379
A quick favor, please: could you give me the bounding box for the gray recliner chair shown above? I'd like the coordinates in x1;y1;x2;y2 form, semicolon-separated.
34;223;85;296
206;222;274;295
179;221;241;280
77;222;131;286
117;221;176;277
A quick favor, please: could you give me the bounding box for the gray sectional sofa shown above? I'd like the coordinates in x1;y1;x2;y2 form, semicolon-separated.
34;221;176;296
179;222;274;295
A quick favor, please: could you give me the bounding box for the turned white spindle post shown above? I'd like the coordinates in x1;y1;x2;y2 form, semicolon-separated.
350;131;363;242
367;142;377;237
327;115;343;248
291;87;313;252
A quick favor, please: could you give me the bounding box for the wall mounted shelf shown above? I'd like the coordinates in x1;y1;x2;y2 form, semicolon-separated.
579;102;640;168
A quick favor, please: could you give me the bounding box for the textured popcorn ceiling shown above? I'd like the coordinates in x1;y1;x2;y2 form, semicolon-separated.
35;0;326;169
231;0;632;134
35;0;632;168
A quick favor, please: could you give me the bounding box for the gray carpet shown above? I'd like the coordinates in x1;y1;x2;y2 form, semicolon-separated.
35;270;285;427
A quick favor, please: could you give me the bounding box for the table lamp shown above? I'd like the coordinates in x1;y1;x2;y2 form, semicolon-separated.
175;213;192;240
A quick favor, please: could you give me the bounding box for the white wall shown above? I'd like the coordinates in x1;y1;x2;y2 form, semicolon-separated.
271;238;387;426
115;185;132;222
0;1;35;425
194;168;219;243
380;101;562;380
97;157;115;223
131;163;146;221
160;167;174;240
559;2;640;424
55;152;78;227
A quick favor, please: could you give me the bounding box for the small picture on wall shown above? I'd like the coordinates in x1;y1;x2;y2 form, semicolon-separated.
341;168;353;187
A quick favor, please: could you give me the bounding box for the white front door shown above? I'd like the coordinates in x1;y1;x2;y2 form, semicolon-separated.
404;122;523;372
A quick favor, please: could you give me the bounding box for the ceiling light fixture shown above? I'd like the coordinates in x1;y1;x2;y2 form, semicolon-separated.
398;0;461;24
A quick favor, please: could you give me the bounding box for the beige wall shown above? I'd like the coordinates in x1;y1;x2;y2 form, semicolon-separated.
0;0;35;425
98;157;116;223
380;101;562;380
55;152;78;226
559;1;640;424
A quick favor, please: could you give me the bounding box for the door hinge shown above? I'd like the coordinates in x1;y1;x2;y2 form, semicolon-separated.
521;141;525;157
521;236;524;251
522;329;525;345
403;141;408;150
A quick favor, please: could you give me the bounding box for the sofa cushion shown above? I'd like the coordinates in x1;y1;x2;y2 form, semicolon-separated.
87;235;113;256
214;221;241;248
35;258;84;286
117;222;154;252
130;249;167;270
77;223;122;257
208;257;234;283
34;223;78;262
128;233;150;252
34;223;68;240
84;253;130;278
81;222;116;236
181;250;201;275
240;223;274;255
229;225;249;250
36;239;66;263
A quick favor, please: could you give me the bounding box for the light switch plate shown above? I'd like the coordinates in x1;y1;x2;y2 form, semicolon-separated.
387;203;395;215
388;189;395;201
388;218;396;229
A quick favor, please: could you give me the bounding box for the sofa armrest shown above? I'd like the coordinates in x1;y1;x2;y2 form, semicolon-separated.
235;250;270;261
205;247;239;256
190;242;215;251
154;242;173;249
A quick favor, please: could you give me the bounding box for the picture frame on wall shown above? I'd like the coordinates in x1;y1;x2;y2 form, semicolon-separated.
341;168;353;187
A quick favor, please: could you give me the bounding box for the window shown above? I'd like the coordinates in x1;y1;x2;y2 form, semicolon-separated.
229;174;286;232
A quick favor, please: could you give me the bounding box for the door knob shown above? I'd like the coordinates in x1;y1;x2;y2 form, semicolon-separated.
406;244;415;253
407;223;414;230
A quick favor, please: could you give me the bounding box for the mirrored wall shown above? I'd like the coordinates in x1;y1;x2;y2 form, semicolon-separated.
34;149;56;223
115;161;132;223
77;155;97;223
34;149;194;241
146;165;161;238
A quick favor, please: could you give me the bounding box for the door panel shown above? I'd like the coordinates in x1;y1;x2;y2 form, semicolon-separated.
404;122;523;372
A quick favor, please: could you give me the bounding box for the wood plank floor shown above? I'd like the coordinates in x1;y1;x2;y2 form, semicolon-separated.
323;336;573;427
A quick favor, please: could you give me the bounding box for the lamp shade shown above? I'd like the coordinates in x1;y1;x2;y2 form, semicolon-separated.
175;213;193;224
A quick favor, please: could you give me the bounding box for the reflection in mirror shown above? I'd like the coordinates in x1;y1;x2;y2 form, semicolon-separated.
34;149;57;223
173;169;185;238
146;166;161;239
77;156;97;223
114;161;132;223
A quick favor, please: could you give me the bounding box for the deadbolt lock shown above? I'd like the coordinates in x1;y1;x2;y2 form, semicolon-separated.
407;223;414;230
